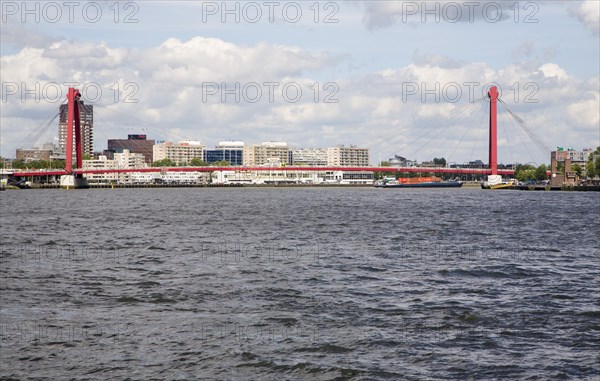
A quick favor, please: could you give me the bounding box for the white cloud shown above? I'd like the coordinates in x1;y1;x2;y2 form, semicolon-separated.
568;91;600;129
538;63;569;81
569;0;600;35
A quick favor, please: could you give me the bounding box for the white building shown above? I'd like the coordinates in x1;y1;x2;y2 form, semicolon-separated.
217;141;244;149
290;148;328;166
212;169;373;185
82;150;148;184
327;145;370;167
82;148;211;185
126;171;210;184
114;150;146;169
82;155;118;184
153;140;205;165
158;171;210;184
130;172;158;184
243;141;289;166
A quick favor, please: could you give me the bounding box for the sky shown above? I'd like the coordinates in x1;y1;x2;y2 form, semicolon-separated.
1;0;599;165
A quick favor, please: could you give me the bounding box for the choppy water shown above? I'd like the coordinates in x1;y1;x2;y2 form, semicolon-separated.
1;188;598;380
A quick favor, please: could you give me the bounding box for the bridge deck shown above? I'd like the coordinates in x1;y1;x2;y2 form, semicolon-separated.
10;166;515;177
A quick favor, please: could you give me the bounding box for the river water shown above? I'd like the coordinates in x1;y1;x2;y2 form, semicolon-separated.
1;188;598;380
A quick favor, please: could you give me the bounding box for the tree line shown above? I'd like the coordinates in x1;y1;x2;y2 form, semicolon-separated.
4;159;67;169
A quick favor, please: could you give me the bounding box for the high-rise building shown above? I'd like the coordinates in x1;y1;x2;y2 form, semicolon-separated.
204;141;244;165
153;140;205;165
58;102;94;157
106;134;155;164
327;145;370;166
243;141;289;166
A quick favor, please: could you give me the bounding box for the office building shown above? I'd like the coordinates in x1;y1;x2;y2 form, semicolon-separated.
107;134;155;164
204;141;244;165
15;143;54;162
153;140;205;165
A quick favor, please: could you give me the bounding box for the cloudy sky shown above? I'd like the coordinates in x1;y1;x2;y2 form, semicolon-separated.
1;0;599;165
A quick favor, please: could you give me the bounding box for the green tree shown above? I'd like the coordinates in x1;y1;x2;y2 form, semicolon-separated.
11;159;26;169
51;160;66;169
152;158;177;167
586;146;600;178
190;158;208;166
433;157;447;167
29;160;44;169
534;164;548;181
34;160;62;169
515;164;536;182
587;159;595;178
572;163;582;178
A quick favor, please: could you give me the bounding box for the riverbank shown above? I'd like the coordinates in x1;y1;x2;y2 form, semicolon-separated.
483;184;600;191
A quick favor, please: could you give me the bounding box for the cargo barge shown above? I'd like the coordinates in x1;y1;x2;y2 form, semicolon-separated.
375;177;463;188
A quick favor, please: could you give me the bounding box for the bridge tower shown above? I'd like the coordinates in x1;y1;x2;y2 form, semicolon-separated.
486;86;502;186
59;87;89;189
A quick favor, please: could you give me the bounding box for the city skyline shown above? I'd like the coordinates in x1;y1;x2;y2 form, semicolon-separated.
12;125;597;168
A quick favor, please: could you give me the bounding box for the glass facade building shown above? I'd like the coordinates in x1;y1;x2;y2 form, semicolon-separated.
204;149;243;165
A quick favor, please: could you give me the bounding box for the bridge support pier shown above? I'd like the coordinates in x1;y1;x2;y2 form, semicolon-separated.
60;174;89;189
485;174;503;186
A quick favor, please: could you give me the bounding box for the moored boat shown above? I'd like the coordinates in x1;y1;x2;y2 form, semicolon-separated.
375;176;463;188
